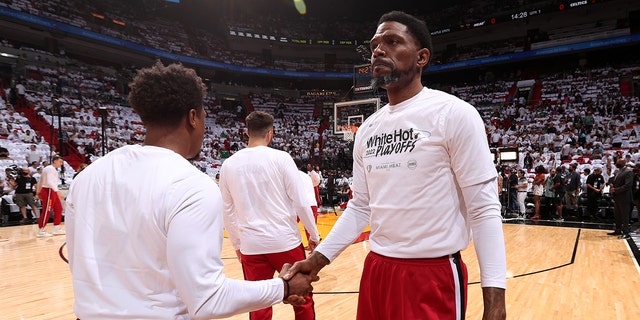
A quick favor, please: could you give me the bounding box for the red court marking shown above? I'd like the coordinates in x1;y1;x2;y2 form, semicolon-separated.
353;231;370;244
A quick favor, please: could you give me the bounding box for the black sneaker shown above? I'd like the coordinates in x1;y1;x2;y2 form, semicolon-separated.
618;234;631;239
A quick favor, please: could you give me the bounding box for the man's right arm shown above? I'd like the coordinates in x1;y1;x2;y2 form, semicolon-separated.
285;128;371;279
283;165;371;281
219;171;242;251
283;250;330;281
35;177;42;194
168;178;314;319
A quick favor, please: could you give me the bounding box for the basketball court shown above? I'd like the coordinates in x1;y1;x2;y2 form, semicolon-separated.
1;99;638;319
1;213;638;319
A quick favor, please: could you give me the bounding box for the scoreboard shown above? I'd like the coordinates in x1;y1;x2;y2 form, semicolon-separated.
353;64;373;94
430;0;611;36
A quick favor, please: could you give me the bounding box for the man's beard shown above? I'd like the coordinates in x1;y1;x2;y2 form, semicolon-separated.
371;73;400;90
370;66;417;90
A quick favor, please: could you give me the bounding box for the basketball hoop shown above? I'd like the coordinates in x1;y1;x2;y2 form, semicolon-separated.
343;131;354;141
334;98;380;141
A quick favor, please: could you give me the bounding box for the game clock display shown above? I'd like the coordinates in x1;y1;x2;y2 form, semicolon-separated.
353;64;373;93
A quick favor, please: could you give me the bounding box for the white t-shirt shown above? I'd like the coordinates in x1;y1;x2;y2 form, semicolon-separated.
39;165;59;191
316;87;506;289
66;145;284;319
16;83;25;95
220;146;319;255
309;170;321;187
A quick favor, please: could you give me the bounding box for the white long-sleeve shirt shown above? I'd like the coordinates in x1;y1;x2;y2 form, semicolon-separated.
220;146;320;255
66;145;284;319
315;88;507;289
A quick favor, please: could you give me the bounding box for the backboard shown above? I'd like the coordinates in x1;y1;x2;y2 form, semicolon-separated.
334;98;380;140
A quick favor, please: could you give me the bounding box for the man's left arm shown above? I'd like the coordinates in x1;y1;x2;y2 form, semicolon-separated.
447;101;506;319
462;178;507;320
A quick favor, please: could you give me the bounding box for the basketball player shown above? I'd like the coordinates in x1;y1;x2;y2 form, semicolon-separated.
65;62;315;319
35;155;65;237
307;163;322;207
294;158;319;245
220;111;320;320
285;11;507;319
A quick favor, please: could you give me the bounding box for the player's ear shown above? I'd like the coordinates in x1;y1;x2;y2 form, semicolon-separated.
188;108;198;128
417;48;430;67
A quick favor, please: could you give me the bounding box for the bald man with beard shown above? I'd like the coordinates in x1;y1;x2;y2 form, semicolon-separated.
608;159;634;239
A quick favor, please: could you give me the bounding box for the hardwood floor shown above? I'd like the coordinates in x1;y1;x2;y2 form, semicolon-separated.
1;213;638;319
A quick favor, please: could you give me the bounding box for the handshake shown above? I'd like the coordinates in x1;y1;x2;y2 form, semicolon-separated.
277;251;331;305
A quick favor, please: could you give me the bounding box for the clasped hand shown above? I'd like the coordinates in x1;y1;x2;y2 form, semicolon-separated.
279;263;319;306
279;251;330;305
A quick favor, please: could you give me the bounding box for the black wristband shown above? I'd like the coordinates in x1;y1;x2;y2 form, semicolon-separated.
282;277;290;301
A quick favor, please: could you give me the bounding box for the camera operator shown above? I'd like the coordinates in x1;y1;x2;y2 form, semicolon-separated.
2;167;16;195
11;168;39;223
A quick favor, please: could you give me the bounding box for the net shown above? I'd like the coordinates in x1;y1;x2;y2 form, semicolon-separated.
343;131;354;142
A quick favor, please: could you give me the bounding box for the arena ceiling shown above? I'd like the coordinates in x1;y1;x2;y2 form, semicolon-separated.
183;0;469;20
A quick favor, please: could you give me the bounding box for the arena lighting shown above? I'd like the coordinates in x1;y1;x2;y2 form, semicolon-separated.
0;52;19;58
293;0;307;15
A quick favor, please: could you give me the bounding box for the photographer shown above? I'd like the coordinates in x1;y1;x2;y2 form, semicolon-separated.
2;167;16;195
0;145;10;158
12;168;39;224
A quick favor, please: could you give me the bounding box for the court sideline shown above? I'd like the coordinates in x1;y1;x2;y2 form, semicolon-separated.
1;212;639;319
